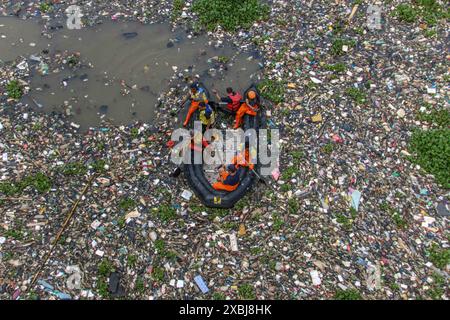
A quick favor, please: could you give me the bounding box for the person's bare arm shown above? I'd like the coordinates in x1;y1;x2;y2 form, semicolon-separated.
212;89;221;101
246;99;258;112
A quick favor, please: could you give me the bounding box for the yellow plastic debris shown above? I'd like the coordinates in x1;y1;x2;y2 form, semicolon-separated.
287;83;296;89
238;224;246;236
311;113;323;123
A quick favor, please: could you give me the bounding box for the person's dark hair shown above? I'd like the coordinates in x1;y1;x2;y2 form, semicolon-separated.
226;87;234;94
227;164;237;173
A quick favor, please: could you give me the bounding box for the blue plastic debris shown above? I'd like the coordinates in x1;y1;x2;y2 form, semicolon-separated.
38;279;72;300
356;257;368;266
194;275;209;294
54;291;72;300
350;189;362;211
37;280;54;290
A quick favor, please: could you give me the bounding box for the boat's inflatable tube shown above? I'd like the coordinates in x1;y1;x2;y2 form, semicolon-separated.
183;84;266;208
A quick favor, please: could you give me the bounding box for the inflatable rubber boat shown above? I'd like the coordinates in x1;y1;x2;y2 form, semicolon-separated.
182;84;266;208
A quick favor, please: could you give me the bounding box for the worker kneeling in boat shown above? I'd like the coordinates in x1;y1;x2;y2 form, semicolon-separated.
183;83;208;127
199;102;215;132
234;90;259;129
232;147;255;171
213;164;242;192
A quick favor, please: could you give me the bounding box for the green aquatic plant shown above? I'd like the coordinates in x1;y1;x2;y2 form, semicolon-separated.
408;129;450;189
192;0;270;31
427;272;446;300
0;172;51;196
394;4;418;22
324;63;347;73
345;87;367;104
416;105;450;128
427;243;450;270
238;283;256;300
98;259;115;277
257;79;285;104
334;288;362;300
119;198;137;211
331;38;356;56
151;266;165;282
157;204;177;223
39;2;53;13
394;1;448;26
172;0;185;20
91;159;108;173
6;80;23;100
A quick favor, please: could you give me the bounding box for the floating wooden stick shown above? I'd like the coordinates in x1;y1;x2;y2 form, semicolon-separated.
348;4;359;22
0;197;32;201
29;174;96;288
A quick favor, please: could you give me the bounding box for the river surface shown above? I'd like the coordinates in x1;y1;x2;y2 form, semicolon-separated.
0;17;262;130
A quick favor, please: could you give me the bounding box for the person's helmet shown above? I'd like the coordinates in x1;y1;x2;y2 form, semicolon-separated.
190;83;199;91
227;164;237;172
247;91;256;100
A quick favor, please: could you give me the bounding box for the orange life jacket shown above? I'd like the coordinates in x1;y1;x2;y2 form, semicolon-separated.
232;150;254;170
213;171;240;192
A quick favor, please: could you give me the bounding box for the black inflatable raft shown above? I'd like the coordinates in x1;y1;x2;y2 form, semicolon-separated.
183;84;265;208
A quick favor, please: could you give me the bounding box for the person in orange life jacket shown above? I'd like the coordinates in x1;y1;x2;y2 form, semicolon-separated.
212;164;242;192
232;147;255;170
212;87;243;113
234;90;259;129
183;83;208;127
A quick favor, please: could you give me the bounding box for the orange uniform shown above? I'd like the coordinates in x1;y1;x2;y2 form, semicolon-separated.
234;102;258;129
232;149;254;170
183;89;208;127
212;170;240;192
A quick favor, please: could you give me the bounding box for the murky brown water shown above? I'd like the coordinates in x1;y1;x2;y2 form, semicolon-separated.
0;18;262;130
